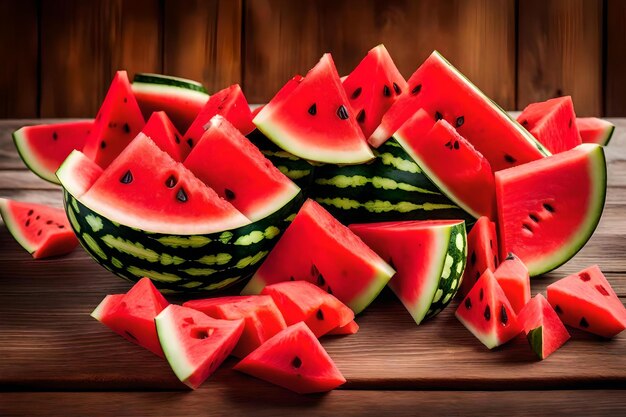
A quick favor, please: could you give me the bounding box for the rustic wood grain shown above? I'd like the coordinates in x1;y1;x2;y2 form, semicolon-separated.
517;0;603;116
606;0;626;116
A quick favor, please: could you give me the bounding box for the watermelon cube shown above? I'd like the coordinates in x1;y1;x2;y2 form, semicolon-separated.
517;294;570;360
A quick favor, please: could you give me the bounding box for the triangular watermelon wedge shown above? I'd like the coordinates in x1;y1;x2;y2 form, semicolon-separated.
56;150;103;198
234;322;346;394
459;216;498;298
517;294;570;359
576;117;615;146
141;111;186;161
327;320;359;335
493;252;530;314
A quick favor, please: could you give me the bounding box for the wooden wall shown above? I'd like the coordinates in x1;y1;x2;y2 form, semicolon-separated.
0;0;623;118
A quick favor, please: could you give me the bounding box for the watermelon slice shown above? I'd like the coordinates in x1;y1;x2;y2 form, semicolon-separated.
91;277;169;357
395;111;495;219
349;219;466;324
456;269;520;349
370;51;549;171
254;53;374;164
496;144;606;276
327;320;359;335
184;115;300;221
517;294;570;360
241;199;395;314
55;150;103;198
342;44;408;138
155;305;245;389
459;216;498;298
547;265;626;338
261;281;354;338
576;117;615;146
141;111;186;161
494;253;530;314
234;322;346;394
132;73;209;133
12;120;92;184
80;133;250;234
82;71;145;168
0;198;78;258
183;295;286;358
517;96;582;154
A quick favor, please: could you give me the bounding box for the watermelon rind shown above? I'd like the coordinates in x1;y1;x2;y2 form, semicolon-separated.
12;127;59;184
154;307;196;383
527;326;544;359
0;198;37;254
132;73;209;100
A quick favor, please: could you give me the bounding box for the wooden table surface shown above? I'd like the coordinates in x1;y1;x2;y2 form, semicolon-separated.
1;119;625;416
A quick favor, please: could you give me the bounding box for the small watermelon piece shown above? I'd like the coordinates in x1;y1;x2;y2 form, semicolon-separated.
327;320;359;335
395;111;495;219
141;111;186;161
12;120;92;184
576;117;616;146
517;96;582;154
254;53;374;164
183;295;287;358
234;322;346;394
0;198;78;258
456;269;520;349
132;73;209;133
496;144;606;276
261;281;354;338
547;265;626;338
494;253;530;314
459;216;499;298
155;305;245;389
184;115;300;221
242;199;395;314
55;150;104;198
342;44;408;138
517;294;570;360
349;219;466;324
80;134;250;234
90;277;169;357
82;71;145;168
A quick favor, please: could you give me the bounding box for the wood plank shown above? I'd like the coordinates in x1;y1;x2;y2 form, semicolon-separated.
517;0;603;116
243;0;516;108
163;0;243;93
606;0;626;116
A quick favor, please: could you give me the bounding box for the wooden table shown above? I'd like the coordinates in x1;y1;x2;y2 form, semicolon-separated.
1;119;625;416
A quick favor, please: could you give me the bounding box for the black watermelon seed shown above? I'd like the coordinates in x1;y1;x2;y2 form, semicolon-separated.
470;251;477;265
308;103;317;116
37;230;42;236
36;215;40;220
316;309;324;320
383;85;391;97
52;132;58;141
25;219;30;227
58;225;64;229
175;134;181;144
289;276;295;281
176;187;188;203
522;223;533;232
521;119;529;126
529;213;540;223
580;317;589;328
505;252;515;261
504;154;516;163
500;305;508;325
579;272;591;282
217;105;224;110
46;220;53;225
356;109;366;123
27;209;33;216
337;105;349;120
224;189;236;200
165;175;177;188
445;141;452;149
435;111;443;121
120;170;133;184
125;331;138;341
479;288;484;301
569;118;572;128
311;264;319;277
411;84;422;95
596;285;609;296
351;87;362;99
543;203;555;213
292;356;302;368
187;138;193;148
100;141;107;149
555;305;563;314
393;82;401;95
193;329;210;339
455;116;465;128
484;305;491;321
465;297;472;309
317;274;325;286
453;141;460;150
123;97;128;103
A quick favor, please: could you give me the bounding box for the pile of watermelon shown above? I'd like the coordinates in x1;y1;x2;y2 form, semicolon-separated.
1;43;624;393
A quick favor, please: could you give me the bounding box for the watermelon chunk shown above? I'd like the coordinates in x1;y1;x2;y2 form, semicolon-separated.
82;71;145;168
183;295;287;358
517;294;570;360
327;320;359;335
371;51;549;171
494;253;530;314
517;96;582;154
254;53;374;164
155;305;244;389
55;150;103;198
576;117;615;146
0;198;78;258
141;111;186;161
496;144;606;276
456;269;520;349
459;216;499;298
261;281;354;338
343;44;407;138
184;115;300;221
547;265;626;338
12;120;92;184
242;199;395;314
349;220;466;324
234;322;346;394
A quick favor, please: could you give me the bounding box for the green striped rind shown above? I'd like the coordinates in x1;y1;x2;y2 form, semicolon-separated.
132;73;208;94
12;127;59;184
63;190;305;293
527;326;544;359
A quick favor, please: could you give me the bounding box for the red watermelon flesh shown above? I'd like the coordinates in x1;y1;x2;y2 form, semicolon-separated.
183;295;287;358
370;51;548;171
460;216;498;298
576;117;615;146
517;294;570;360
495;144;606;276
517;96;582;154
456;269;520;349
155;305;244;389
493;252;530;314
343;44;408;138
0;198;79;259
242;199;395;314
184;115;300;221
253;53;374;164
327;320;359;335
234;322;346;394
261;281;354;338
141;111;186;161
81;134;250;234
82;71;145;168
547;265;626;338
12;120;92;184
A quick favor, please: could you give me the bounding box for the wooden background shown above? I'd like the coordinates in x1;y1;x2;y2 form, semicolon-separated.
0;0;624;119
